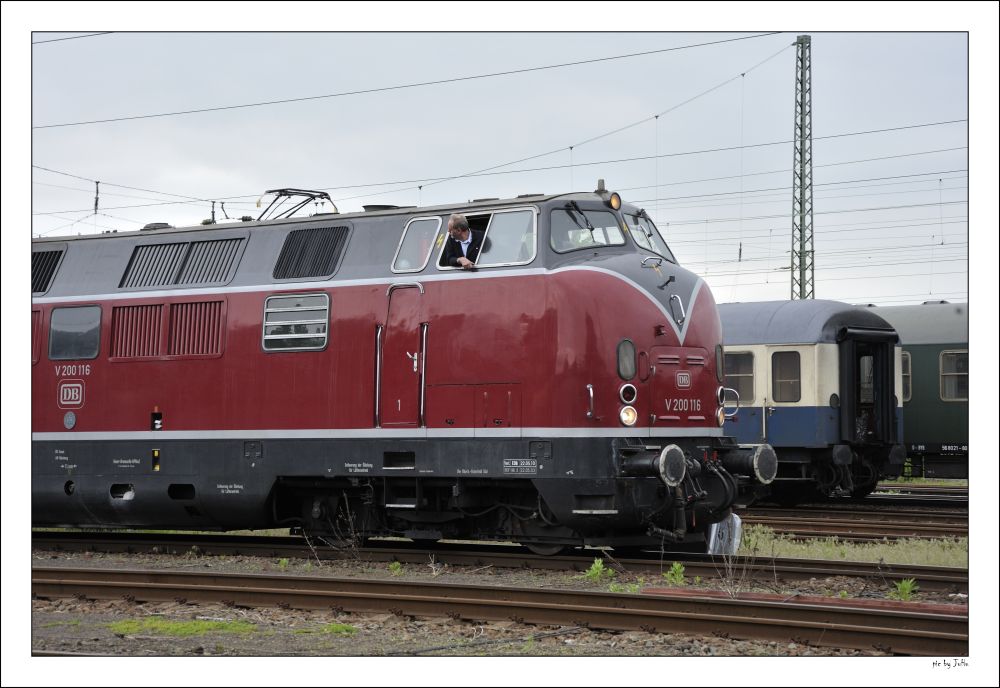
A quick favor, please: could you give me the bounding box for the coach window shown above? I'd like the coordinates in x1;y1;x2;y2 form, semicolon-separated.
901;351;912;402
771;351;801;402
939;350;968;401
550;207;625;253
724;352;754;404
49;305;101;360
262;293;329;351
392;217;442;273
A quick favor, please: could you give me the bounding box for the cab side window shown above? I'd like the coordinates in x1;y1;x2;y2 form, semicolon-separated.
437;208;536;269
393;217;442;273
477;209;536;266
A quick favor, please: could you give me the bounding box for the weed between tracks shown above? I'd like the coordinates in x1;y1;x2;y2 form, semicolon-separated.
737;525;968;567
108;618;257;637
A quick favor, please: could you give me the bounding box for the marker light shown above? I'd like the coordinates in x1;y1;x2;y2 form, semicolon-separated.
619;383;638;404
619;405;638;426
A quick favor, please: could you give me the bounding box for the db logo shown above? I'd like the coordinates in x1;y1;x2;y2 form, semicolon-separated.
58;380;85;409
676;371;691;389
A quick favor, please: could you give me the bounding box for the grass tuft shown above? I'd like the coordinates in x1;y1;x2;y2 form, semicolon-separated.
737;525;968;568
108;617;256;637
294;622;357;636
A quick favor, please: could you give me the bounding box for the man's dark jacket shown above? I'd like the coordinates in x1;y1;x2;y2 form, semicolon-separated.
441;229;486;267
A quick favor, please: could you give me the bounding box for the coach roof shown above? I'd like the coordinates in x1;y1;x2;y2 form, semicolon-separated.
718;299;896;346
866;302;968;345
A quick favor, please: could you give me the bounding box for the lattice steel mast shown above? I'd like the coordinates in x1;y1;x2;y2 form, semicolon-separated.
791;35;814;299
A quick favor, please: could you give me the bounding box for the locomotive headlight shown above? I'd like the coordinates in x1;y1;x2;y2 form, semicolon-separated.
619;405;638;426
716;406;726;427
608;192;622;210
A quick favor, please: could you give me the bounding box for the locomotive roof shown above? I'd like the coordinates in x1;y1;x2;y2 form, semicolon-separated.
31;187;664;299
31;190;631;244
865;302;968;345
718;299;896;346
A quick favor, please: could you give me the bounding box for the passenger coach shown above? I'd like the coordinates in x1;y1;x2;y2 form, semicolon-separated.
718;300;905;502
867;302;968;478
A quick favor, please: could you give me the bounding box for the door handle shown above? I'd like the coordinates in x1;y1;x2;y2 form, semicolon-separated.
406;352;418;372
766;406;776;417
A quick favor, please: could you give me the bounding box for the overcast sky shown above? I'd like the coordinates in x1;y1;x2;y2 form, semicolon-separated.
5;3;999;685
19;24;987;307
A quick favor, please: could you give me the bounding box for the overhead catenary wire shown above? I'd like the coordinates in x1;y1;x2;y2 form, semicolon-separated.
31;32;113;45
33;33;783;130
31;134;968;217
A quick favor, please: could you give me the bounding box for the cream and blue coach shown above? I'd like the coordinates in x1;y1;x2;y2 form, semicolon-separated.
718;300;906;502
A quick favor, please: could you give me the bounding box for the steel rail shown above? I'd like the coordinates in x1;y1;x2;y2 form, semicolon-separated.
739;515;968;540
31;531;969;592
32;566;967;656
741;506;969;522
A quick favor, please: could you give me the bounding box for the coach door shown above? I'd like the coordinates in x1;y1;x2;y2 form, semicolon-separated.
838;329;898;445
379;283;426;427
762;349;808;446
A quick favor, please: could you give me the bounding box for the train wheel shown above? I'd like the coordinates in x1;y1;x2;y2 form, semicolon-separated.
851;458;878;498
850;482;877;499
521;542;566;556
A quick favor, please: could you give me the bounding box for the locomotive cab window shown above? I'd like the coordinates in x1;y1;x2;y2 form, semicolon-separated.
625;214;676;263
939;350;968;401
262;293;329;351
393;217;442;273
771;351;801;402
549;207;625;253
49;305;101;360
724;352;754;404
437;207;536;269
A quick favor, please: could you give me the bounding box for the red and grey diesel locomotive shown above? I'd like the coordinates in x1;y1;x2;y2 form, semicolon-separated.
31;184;776;553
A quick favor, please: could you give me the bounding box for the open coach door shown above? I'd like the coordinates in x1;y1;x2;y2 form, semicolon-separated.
837;327;898;446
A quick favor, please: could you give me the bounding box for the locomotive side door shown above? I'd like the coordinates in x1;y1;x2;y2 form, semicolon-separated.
379;284;425;427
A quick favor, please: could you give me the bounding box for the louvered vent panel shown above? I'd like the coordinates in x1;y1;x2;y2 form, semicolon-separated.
119;243;188;288
169;301;223;356
111;305;163;358
176;238;243;285
273;226;349;279
32;250;63;293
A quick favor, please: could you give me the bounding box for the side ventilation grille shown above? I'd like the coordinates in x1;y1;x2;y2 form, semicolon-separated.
168;301;223;356
273;226;349;279
120;238;244;289
110;301;224;358
32;250;64;293
176;238;243;285
111;304;164;358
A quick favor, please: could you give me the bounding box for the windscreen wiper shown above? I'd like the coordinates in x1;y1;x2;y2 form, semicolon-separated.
637;208;655;238
567;201;596;239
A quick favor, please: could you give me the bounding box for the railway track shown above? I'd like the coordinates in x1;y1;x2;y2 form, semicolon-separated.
738;506;968;541
31;565;968;656
875;483;968;497
31;531;969;593
867;483;969;507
